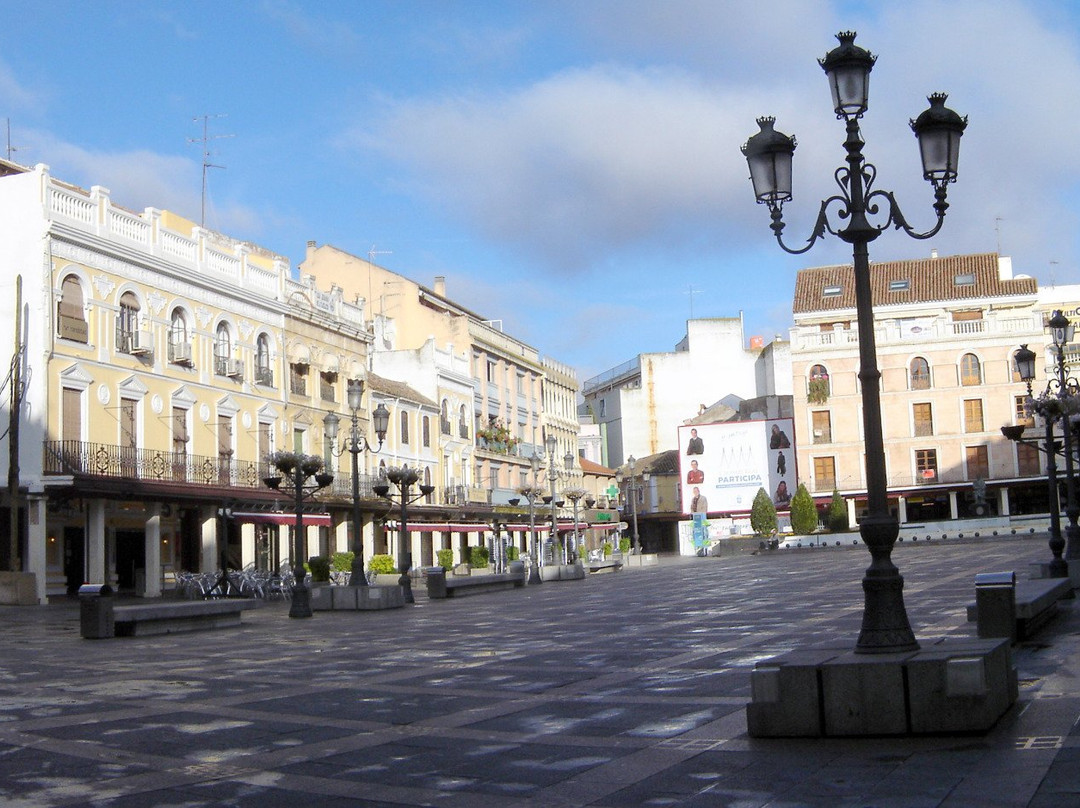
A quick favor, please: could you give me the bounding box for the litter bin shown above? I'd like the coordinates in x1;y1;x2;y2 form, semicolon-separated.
79;584;115;639
975;571;1016;640
426;566;447;598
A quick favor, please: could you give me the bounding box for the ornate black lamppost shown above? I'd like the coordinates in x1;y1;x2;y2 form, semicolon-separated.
322;379;390;587
373;465;434;603
512;452;544;584
1004;339;1077;577
564;485;587;563
616;456;648;556
263;452;334;619
742;31;967;653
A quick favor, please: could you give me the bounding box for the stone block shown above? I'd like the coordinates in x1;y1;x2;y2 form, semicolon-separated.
331;586;359;610
905;638;1015;734
821;651;915;736
746;647;844;737
357;585;405;609
310;584;332;611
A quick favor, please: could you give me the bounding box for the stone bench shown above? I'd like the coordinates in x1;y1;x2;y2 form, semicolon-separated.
425;568;525;598
965;574;1072;641
588;559;623;574
112;600;256;637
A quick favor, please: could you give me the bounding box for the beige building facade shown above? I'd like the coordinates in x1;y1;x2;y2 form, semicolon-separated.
791;251;1075;525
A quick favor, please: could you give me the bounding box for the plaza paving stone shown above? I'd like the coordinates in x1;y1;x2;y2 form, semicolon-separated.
3;534;1080;806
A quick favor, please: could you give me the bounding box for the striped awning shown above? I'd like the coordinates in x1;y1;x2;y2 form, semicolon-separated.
231;511;332;527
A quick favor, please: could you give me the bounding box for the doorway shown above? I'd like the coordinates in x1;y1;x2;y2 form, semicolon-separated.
63;525;85;595
115;530;146;592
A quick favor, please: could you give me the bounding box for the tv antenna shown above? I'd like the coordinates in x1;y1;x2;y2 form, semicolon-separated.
685;284;702;319
5;119;22;161
368;244;392;265
188;114;234;228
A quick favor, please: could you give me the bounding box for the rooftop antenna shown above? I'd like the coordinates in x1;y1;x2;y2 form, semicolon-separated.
995;215;1004;254
188;114;234;228
1049;260;1058;287
5;119;21;161
685;284;702;319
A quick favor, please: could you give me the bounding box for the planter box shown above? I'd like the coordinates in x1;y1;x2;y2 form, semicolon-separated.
0;572;38;605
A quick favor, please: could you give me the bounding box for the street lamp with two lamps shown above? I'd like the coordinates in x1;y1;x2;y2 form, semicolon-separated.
372;466;435;603
742;31;967;653
322;378;390;587
616;457;649;556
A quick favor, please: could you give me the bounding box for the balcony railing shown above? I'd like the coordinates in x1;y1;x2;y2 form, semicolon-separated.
44;440;390;503
44;441;266;488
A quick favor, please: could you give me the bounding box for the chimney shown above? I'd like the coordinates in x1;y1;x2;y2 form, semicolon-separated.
305;240;317;261
434;275;446;297
930;248;938;259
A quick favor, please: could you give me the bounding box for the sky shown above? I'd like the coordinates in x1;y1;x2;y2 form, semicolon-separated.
3;1;1080;383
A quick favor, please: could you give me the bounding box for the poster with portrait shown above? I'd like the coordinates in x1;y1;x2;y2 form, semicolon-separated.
678;418;797;514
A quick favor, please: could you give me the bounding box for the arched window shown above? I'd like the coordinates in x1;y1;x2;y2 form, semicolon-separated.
910;357;930;390
440;399;451;434
168;308;193;365
400;410;410;444
422;415;431;448
458;404;469;439
215;323;232;376
960;353;981;386
58;275;88;342
808;364;830;404
117;291;140;353
424;466;433;503
256;334;272;386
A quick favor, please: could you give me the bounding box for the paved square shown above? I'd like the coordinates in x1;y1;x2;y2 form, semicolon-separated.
3;535;1080;806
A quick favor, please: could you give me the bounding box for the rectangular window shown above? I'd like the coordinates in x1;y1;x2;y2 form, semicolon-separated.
62;388;82;444
811;410;832;443
120;399;137;450
954;273;975;286
916;449;938;482
172;407;188;452
823;284;842;297
889;279;910;292
812;456;836;491
320;371;337;403
913;403;933;437
289;363;308;396
1015;395;1033;424
422;416;431;448
966;445;989;480
1018;442;1041;476
963;399;984;433
400;411;409;445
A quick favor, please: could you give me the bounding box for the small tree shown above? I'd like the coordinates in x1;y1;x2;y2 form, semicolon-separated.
436;549;454;570
750;488;778;536
790;483;818;535
828;489;849;532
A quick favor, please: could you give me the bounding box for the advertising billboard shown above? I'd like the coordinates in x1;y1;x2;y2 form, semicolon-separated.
678;418;796;514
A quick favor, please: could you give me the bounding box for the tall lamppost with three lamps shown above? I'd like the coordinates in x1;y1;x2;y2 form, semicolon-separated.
616;456;649;556
510;452;544;584
373;466;435;603
741;31;967;653
322;378;390;588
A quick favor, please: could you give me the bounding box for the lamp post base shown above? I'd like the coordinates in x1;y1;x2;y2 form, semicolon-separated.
855;514;919;654
528;563;542;585
398;572;415;604
289;583;314;619
348;557;369;587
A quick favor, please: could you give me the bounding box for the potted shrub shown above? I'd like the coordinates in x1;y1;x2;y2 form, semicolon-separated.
307;556;331;585
618;537;631;554
828;490;850;532
506;545;520;562
436;549;454;570
751;488;778;536
368;554;396;583
469;545;490;569
790;484;818;535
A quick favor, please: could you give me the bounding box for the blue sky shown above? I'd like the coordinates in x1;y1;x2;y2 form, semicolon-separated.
3;1;1080;381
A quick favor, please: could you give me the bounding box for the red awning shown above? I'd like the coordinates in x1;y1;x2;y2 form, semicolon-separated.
232;511;332;527
383;521;591;533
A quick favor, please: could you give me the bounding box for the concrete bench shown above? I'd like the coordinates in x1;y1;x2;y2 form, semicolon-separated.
426;567;525;598
112;600;256;637
588;559;623;574
966;574;1072;641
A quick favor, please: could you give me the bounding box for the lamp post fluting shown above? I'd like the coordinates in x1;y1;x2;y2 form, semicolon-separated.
545;434;560;565
373;465;435;603
263;452;334;619
322;379;389;587
742;31;967;654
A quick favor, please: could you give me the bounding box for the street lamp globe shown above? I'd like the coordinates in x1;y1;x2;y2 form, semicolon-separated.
1050;310;1075;348
1015;344;1038;383
741;117;796;204
322;409;340;441
347;378;364;412
909;93;968;186
818;30;876;119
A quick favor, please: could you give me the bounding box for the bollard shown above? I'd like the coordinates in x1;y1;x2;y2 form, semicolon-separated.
79;584;115;639
425;566;448;599
975;572;1016;640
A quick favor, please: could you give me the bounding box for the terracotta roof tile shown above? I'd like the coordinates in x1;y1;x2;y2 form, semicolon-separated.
792;252;1037;314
